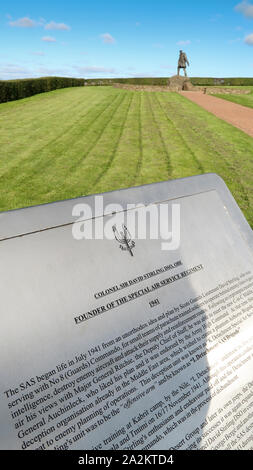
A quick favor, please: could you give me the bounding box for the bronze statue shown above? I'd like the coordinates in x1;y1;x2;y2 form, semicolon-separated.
177;50;189;77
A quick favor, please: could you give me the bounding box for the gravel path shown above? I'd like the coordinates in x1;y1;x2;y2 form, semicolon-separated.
181;91;253;138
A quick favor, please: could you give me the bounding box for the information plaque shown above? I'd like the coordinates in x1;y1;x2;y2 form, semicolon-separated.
0;174;252;450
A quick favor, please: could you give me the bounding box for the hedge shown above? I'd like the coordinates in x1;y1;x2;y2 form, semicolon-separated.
84;77;168;86
0;76;85;103
190;77;253;86
84;77;253;87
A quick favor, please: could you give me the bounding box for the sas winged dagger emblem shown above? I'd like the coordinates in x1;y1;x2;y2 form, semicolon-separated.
112;224;135;257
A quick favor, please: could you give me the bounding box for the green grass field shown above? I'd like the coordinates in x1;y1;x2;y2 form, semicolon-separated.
211;86;253;90
213;90;253;109
0;86;253;227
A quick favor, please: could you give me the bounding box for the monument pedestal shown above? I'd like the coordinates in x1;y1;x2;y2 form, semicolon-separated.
168;75;197;91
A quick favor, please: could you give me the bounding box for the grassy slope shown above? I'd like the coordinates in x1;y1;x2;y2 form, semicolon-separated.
0;86;253;228
213;91;253;109
210;86;253;90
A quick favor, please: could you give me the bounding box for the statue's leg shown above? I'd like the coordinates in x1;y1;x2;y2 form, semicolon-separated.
177;66;180;76
184;68;187;77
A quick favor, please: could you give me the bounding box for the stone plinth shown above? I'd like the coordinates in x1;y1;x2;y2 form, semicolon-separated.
168;75;196;91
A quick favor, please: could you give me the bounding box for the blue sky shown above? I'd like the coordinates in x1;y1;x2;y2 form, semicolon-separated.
1;0;253;79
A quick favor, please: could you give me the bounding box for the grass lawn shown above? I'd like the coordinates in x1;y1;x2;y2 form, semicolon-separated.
211;85;253;91
213;91;253;110
0;86;253;228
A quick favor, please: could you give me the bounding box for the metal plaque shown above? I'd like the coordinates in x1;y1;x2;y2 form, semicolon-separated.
0;174;253;450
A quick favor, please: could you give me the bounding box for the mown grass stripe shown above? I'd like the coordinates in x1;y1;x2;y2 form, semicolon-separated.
0;91;121;184
92;92;142;193
134;92;144;184
134;92;173;187
93;92;134;189
146;92;172;176
68;92;128;172
0;88;118;178
62;91;133;196
154;92;204;175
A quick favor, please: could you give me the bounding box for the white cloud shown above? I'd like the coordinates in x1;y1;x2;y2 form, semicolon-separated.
245;33;253;44
235;1;253;18
100;33;115;44
9;17;36;28
45;21;71;31
41;36;56;42
0;64;32;79
176;40;191;46
0;63;75;80
8;17;71;32
35;66;71;75
0;65;29;73
74;66;117;75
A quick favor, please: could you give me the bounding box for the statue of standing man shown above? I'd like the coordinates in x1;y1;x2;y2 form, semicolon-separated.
177;50;189;77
